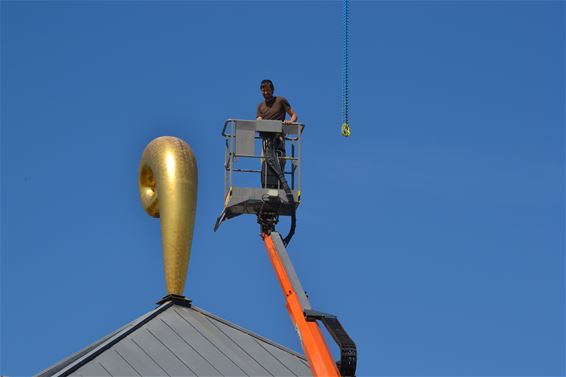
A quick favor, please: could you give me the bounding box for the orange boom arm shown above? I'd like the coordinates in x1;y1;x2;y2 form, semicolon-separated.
263;233;341;377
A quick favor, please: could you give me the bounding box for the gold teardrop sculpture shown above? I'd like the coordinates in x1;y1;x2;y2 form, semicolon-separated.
138;136;198;296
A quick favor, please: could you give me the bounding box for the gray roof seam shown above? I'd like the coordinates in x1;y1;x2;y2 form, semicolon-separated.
146;327;197;376
114;349;143;377
98;361;113;376
130;337;170;376
171;308;247;376
203;315;274;377
252;338;298;376
159;317;224;376
191;306;306;360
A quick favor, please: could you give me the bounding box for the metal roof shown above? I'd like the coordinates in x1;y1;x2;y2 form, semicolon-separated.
37;298;311;377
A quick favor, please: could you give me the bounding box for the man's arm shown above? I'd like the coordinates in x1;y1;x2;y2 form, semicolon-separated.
283;107;298;125
256;103;263;120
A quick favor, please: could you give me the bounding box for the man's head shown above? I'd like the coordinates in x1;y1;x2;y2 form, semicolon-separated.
260;79;274;101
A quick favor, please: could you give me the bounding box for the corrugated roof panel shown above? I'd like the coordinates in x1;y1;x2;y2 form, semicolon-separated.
164;308;247;376
76;361;111;377
260;342;311;377
39;301;313;377
145;316;222;376
180;306;276;376
113;339;169;376
210;317;298;377
95;350;140;376
130;328;197;376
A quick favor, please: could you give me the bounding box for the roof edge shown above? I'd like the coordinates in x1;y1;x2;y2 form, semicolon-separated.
190;305;308;361
37;301;174;377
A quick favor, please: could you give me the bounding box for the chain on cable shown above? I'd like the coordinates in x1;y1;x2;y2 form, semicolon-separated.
341;0;351;137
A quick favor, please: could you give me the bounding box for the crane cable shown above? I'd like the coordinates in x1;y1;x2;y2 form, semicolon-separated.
341;0;351;137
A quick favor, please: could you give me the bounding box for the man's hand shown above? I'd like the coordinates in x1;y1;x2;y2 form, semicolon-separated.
283;119;293;125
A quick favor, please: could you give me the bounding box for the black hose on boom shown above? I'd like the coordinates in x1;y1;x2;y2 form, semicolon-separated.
263;136;296;247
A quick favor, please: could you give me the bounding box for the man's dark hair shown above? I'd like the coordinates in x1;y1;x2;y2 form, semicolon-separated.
260;79;274;91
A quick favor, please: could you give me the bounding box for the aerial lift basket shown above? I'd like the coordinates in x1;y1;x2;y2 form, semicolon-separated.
214;119;304;231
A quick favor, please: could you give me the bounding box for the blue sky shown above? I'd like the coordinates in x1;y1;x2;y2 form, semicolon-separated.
1;1;564;376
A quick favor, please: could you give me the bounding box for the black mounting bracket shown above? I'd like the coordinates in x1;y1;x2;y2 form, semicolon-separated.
304;309;357;377
156;294;192;308
257;194;282;235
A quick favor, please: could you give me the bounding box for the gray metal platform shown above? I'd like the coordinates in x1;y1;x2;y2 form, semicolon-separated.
222;187;299;220
214;119;304;231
